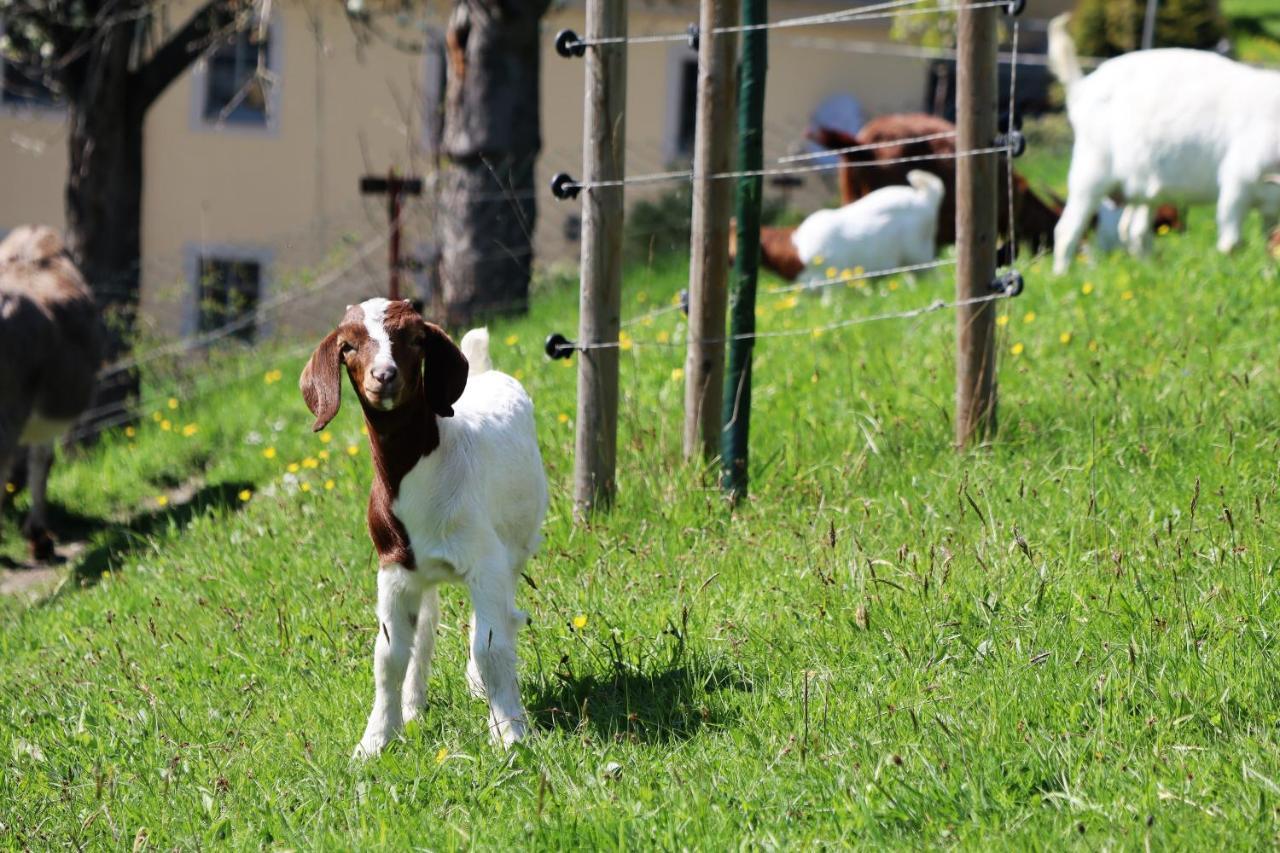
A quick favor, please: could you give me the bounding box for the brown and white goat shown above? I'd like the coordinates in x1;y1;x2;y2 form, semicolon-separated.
809;115;1062;255
0;226;104;561
301;298;547;757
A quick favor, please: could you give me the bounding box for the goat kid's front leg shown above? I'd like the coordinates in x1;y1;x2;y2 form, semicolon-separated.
466;572;529;749
23;444;55;562
353;566;421;760
401;586;440;724
1215;179;1251;254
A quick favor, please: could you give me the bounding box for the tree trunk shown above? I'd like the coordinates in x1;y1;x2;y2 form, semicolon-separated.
64;25;146;423
440;0;549;326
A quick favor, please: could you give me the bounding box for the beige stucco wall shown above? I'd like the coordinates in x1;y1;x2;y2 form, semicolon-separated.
0;0;1050;340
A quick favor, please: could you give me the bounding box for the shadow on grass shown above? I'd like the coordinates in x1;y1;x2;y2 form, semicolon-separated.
528;661;752;743
71;480;255;582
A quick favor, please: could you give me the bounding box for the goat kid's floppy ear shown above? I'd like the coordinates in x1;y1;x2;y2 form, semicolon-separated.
300;330;343;431
420;321;468;417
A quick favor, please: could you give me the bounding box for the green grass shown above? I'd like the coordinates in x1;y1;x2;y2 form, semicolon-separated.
5;174;1280;848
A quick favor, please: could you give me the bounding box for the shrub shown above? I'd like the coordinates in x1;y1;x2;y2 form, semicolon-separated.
1071;0;1226;56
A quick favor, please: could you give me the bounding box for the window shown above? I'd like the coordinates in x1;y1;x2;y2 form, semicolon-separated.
193;19;280;132
663;49;699;163
1;60;59;109
194;256;262;341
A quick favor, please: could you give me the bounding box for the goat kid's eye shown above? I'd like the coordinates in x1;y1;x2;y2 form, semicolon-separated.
340;342;355;358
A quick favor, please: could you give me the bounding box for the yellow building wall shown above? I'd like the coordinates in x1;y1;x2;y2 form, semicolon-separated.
0;0;1054;338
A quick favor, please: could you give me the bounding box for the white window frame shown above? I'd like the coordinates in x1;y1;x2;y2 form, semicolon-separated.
189;15;283;136
182;243;274;340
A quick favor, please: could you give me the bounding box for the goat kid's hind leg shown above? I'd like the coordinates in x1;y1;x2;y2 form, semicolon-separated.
353;566;421;760
401;586;440;724
466;571;529;748
23;444;55;561
1119;205;1153;257
1053;188;1105;275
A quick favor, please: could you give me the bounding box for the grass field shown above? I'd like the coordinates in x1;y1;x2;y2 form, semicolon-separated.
4;147;1280;848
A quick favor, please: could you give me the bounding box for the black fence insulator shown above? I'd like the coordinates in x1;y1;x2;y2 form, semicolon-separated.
991;270;1025;298
555;29;586;58
679;288;690;317
550;173;581;200
997;129;1026;158
687;24;700;51
545;332;575;360
1005;0;1025;16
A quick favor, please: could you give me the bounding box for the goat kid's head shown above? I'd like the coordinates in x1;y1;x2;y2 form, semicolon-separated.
300;298;468;432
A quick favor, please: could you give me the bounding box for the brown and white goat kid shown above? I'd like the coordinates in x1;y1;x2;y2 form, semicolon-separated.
300;299;548;758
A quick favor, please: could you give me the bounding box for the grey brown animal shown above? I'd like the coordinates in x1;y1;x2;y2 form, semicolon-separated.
0;226;105;560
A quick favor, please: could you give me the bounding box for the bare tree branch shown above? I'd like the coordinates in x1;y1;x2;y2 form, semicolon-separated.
134;0;242;110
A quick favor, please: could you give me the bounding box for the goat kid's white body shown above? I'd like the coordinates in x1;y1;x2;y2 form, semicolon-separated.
1050;17;1280;272
791;171;944;287
355;328;548;759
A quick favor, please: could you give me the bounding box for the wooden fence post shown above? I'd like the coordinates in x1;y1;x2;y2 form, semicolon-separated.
683;0;739;462
574;0;627;517
954;1;999;449
721;0;766;501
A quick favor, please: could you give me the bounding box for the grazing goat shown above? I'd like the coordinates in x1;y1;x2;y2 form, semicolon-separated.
751;170;945;283
301;299;547;758
809;115;1062;254
1048;13;1280;273
0;226;104;561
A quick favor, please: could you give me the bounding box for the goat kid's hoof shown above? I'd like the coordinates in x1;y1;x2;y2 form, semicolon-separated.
401;702;425;725
27;531;55;563
496;718;529;750
352;731;392;761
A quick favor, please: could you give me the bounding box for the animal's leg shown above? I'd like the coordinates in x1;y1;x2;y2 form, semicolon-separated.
466;569;529;748
21;444;55;561
353;566;421;760
401;585;440;724
1216;179;1250;254
1120;205;1153;257
1053;156;1108;274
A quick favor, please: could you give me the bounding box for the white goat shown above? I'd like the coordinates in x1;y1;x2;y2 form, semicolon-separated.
1048;13;1280;273
300;300;547;758
780;169;945;286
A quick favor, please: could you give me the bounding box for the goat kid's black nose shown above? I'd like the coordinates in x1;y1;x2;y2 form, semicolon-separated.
372;365;398;384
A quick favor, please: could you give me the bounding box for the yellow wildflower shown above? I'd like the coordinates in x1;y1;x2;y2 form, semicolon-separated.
825;267;838;280
1011;342;1025;356
287;463;300;474
435;747;449;765
182;424;198;437
619;330;633;352
238;489;252;502
324;479;335;491
319;431;332;444
1088;340;1099;352
167;398;179;410
155;495;169;507
152;412;162;423
347;445;360;457
1059;331;1072;345
300;482;312;493
124;426;136;438
160;419;172;432
1121;290;1134;301
504;334;519;346
671;367;684;382
318;449;330;460
302;457;318;469
657;330;671;344
4;482;15;494
360;425;368;436
996;314;1009;327
888;280;900;291
514;369;525;381
812;255;825;265
572;614;588;629
1081;282;1094;295
1157;224;1170;236
262;447;277;460
1023;311;1036;324
557;413;570;425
